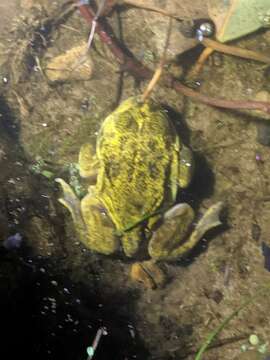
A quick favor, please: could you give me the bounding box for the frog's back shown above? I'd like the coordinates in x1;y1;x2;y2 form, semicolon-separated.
96;97;179;230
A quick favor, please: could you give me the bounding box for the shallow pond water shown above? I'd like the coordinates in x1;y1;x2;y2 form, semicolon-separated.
1;1;270;360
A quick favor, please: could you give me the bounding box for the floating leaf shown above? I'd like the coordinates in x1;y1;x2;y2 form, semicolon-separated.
208;0;270;42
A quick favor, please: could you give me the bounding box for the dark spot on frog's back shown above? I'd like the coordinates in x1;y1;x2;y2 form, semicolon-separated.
148;162;160;180
104;159;121;180
115;112;138;131
146;139;157;152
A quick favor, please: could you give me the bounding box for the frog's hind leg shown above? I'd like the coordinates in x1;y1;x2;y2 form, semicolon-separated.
121;226;143;257
56;178;119;255
80;194;120;255
149;202;223;261
79;143;99;182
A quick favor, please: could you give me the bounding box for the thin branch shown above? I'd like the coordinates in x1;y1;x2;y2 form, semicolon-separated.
117;0;189;21
76;1;270;114
188;47;214;78
142;17;172;102
202;38;270;64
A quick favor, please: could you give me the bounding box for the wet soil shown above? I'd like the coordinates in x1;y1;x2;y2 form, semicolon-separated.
1;1;270;360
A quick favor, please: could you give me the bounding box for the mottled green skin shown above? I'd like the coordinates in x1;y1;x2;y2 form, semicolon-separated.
96;97;179;232
57;96;195;259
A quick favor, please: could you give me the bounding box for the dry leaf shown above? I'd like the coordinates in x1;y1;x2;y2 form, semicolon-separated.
45;43;94;82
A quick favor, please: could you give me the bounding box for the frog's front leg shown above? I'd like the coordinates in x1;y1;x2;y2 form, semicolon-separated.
79;143;99;183
148;202;223;261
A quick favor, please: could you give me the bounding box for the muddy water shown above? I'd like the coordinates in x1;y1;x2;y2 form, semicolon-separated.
1;1;270;360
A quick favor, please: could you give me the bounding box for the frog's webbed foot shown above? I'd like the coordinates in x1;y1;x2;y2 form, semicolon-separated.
130;260;166;289
149;202;224;261
189;201;224;245
79;143;98;182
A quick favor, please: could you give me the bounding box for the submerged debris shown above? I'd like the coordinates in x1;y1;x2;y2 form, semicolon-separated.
3;232;23;250
86;327;108;360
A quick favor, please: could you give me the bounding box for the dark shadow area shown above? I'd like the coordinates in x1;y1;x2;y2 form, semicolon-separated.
0;95;148;359
0;248;149;360
161;104;216;207
0;95;20;141
162;104;192;145
0;93;150;360
156;105;225;269
187;151;215;203
176;43;205;79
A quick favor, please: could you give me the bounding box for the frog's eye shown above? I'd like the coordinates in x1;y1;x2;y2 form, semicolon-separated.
91;204;115;228
100;209;107;217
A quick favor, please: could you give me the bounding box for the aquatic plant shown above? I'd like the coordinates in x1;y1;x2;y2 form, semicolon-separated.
195;287;270;359
30;157;54;179
65;162;86;198
76;1;270;114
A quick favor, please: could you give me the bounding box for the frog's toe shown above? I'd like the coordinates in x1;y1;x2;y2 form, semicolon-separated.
130;260;166;289
79;143;98;181
193;201;224;239
55;178;81;221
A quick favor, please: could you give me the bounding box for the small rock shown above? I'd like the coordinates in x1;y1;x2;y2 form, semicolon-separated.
249;334;260;346
20;0;34;9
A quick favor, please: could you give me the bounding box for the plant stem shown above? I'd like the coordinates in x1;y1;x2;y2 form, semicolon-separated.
75;1;270;114
195;286;270;360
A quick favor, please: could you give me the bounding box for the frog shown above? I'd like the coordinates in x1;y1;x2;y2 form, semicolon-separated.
56;96;223;288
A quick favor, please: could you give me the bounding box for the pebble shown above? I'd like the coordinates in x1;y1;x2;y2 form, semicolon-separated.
249;334;260;346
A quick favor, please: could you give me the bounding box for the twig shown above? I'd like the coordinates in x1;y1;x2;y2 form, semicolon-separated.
188;47;214;79
86;0;107;50
190;37;270;78
178;334;248;359
86;327;107;360
202;38;270;64
60;24;81;33
52;2;77;26
195;286;270;359
76;1;270;114
71;0;107;71
117;0;189;21
142;17;172;102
